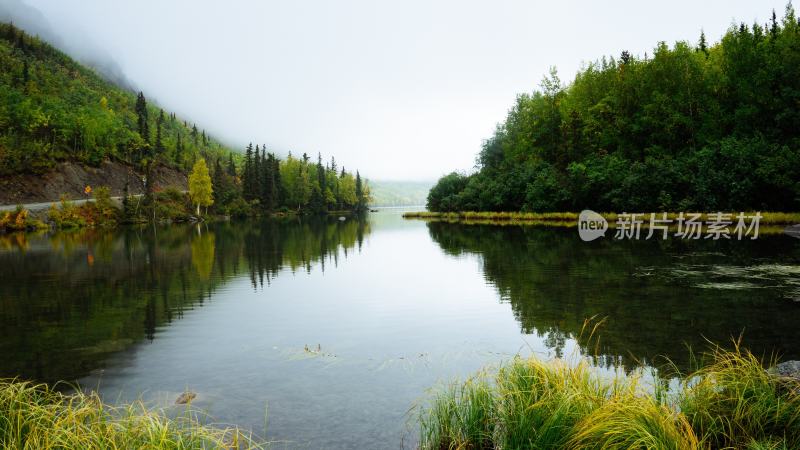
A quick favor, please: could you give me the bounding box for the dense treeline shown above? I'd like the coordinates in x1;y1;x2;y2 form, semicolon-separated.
428;5;800;212
0;21;369;217
208;145;369;216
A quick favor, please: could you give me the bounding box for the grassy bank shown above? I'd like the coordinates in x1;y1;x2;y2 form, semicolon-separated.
418;345;800;449
0;380;264;449
403;211;800;231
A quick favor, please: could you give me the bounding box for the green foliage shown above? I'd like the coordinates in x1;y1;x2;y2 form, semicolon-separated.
0;380;263;449
0;21;371;218
419;346;799;449
679;343;800;449
241;150;367;214
0;206;46;232
0;22;236;176
428;6;800;212
188;158;213;215
47;190;119;229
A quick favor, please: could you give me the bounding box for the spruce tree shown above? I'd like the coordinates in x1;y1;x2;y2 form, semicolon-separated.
135;92;149;142
272;154;283;209
212;158;225;206
253;145;262;204
227;153;236;177
176;133;183;165
355;171;364;212
260;148;269;207
155;110;164;155
243;143;254;200
698;30;708;56
317;153;326;205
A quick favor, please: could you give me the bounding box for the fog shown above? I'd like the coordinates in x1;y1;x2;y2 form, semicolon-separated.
1;0;787;180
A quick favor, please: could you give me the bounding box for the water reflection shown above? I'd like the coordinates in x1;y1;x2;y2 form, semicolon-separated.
0;217;370;383
426;222;800;370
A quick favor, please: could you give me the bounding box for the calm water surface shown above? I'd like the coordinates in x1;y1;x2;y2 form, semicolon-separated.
1;209;799;448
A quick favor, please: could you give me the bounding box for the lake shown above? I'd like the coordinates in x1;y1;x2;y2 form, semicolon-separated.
1;209;799;448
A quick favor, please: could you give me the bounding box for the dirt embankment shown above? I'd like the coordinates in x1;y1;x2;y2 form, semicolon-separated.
0;160;188;205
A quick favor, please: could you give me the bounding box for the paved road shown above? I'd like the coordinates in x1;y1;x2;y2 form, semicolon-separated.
0;195;139;212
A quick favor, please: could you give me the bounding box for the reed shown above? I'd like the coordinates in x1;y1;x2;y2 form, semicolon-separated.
0;379;264;449
418;345;800;449
678;343;800;449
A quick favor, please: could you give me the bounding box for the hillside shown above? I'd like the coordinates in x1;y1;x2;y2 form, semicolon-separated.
0;22;373;216
427;6;800;213
368;180;433;207
0;22;233;200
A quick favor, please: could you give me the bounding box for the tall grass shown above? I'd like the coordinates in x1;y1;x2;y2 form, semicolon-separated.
418;345;800;449
679;343;800;449
0;379;265;449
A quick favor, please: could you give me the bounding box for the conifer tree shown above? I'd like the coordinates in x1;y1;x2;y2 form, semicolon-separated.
253;145;262;203
317;152;326;203
355;171;365;212
135;92;149;142
243;143;254;200
155;110;165;155
698;30;708;55
227;153;236;177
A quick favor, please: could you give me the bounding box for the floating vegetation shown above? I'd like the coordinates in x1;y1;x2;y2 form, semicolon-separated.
656;263;800;293
695;282;764;290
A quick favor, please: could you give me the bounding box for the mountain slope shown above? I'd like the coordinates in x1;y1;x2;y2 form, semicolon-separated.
0;21;233;180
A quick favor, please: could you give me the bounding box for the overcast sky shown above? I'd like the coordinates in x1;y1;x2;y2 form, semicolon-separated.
10;0;790;180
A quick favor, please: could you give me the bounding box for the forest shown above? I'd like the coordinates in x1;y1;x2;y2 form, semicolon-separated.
428;5;800;213
0;22;368;219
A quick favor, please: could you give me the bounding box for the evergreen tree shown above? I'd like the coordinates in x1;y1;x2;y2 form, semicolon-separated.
211;157;226;209
259;148;269;207
271;153;282;209
771;9;780;37
155;110;164;155
243;143;254;200
135;92;149;142
227;153;236;177
355;171;366;212
698;30;708;55
317;152;326;203
253;145;262;204
175;133;183;165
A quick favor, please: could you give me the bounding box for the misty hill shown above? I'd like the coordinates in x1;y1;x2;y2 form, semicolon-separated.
0;0;135;90
0;21;233;180
368;180;433;207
